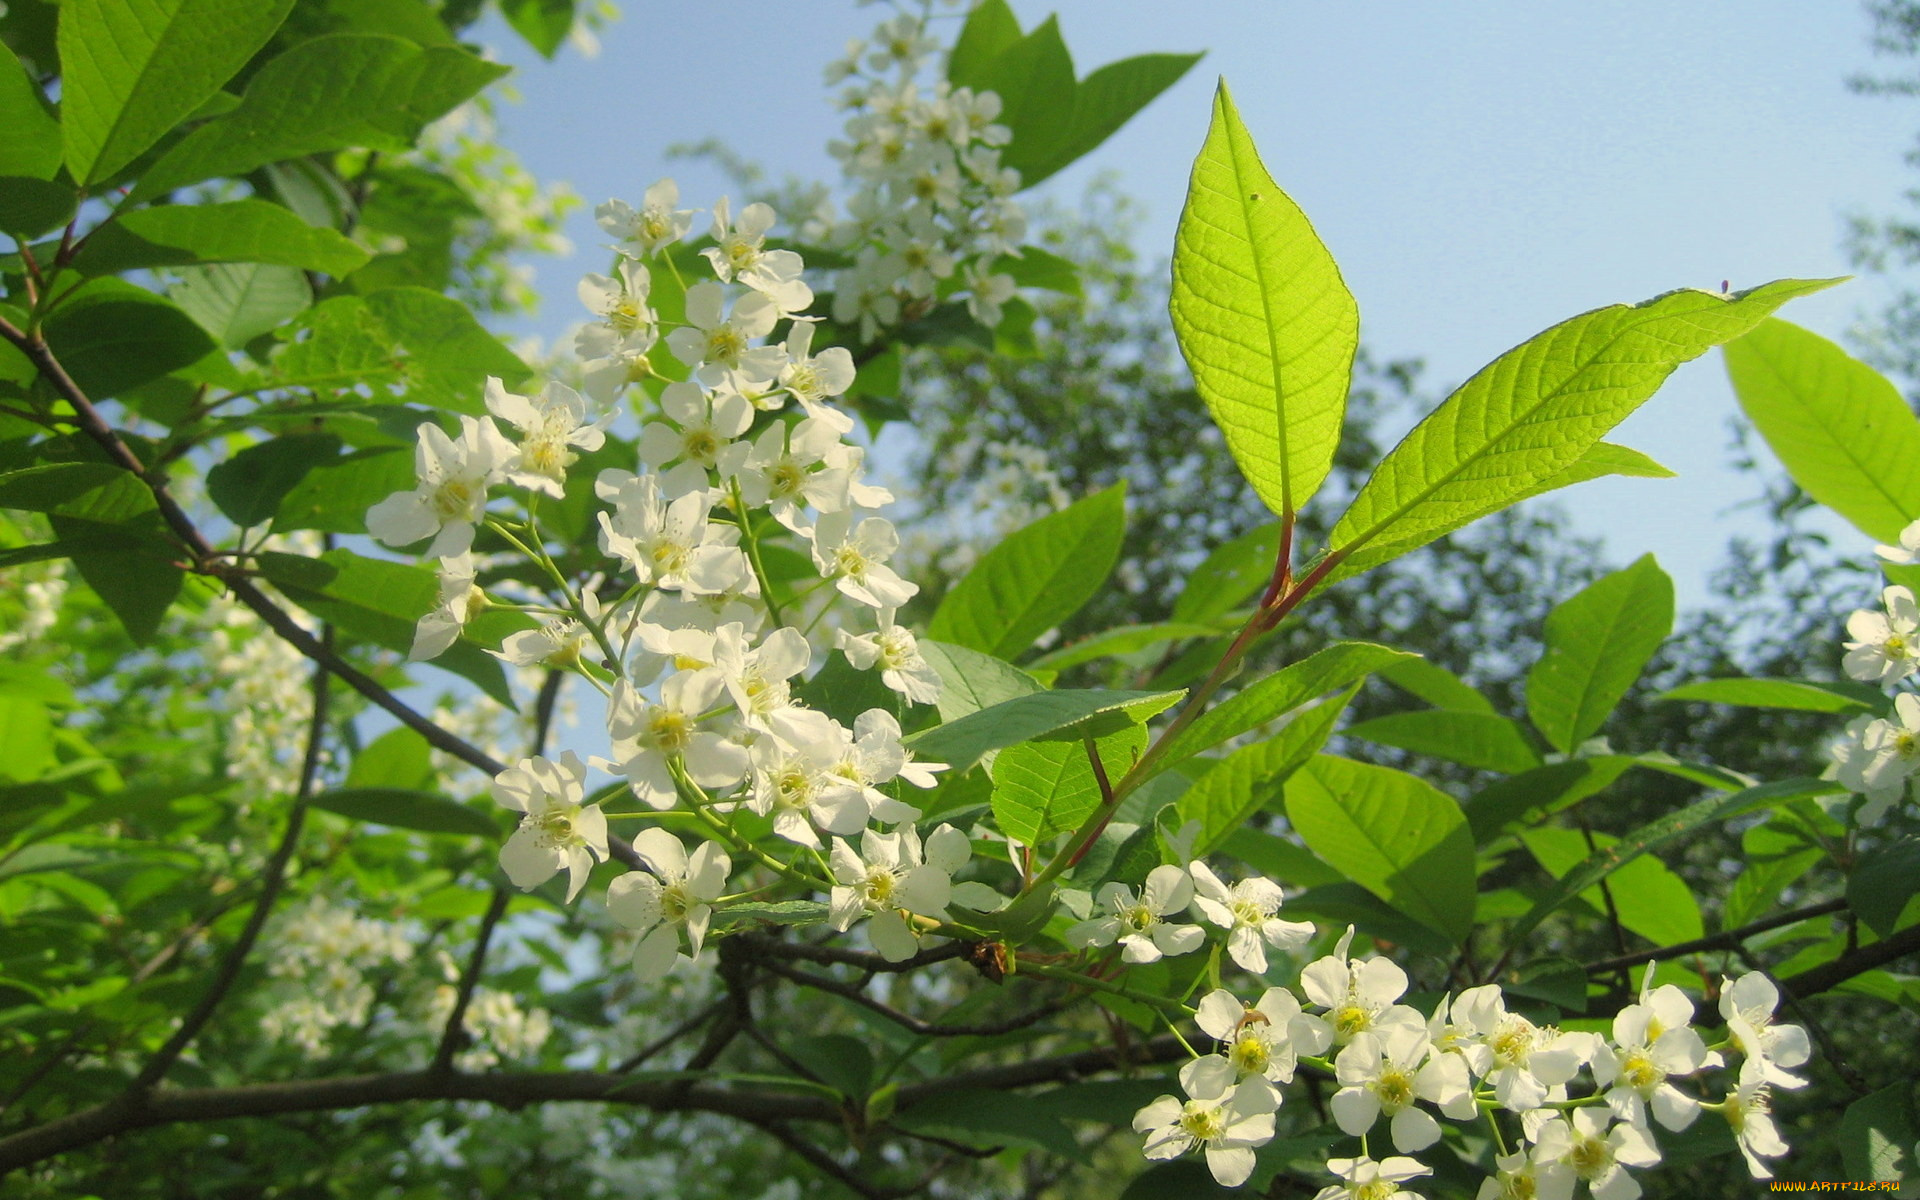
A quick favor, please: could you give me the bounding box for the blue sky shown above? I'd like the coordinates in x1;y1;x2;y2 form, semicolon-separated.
479;2;1920;608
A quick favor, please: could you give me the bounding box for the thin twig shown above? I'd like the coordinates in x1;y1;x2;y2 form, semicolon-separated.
730;931;967;973
614;1002;727;1074
749;1117;907;1200
760;960;1066;1037
432;671;567;1072
1582;898;1849;976
133;627;333;1091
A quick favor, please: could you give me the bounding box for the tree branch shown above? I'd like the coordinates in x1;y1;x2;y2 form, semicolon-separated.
760;960;1067;1037
1581;898;1850;977
730;931;968;973
1783;920;1920;999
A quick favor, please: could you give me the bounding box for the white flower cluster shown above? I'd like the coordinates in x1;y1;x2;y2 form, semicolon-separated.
0;560;65;654
424;970;553;1071
1828;545;1920;821
367;178;963;976
259;898;414;1058
804;6;1026;340
205;596;316;801
1129;922;1807;1191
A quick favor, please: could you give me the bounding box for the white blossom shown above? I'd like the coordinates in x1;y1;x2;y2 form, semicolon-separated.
1066;865;1204;964
606;829;731;981
827;824;969;960
1194;987;1330;1085
1719;972;1811;1089
491;751;608;902
1309;1154;1431;1200
1132;1055;1279;1188
485;377;606;496
1187;861;1314;974
1843;585;1920;684
1529;1108;1660;1200
836;608;941;704
366;416;515;558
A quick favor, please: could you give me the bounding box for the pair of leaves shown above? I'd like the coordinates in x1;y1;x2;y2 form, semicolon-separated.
948;1;1200;189
1169;81;1834;586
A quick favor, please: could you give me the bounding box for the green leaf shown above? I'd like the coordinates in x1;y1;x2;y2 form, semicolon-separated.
1175;682;1356;856
1027;621;1220;672
0;42;61;179
1526;554;1673;754
51;514;182;644
947;0;1023;91
170;262;313;348
1377;657;1495;714
1463;756;1636;845
1515;441;1674;501
926;483;1125;660
0;693;53;780
72;199;371;276
205;433;342;527
1216;826;1343;889
272;444;410;533
1724;821;1821;931
1283;754;1476;944
1850;837;1920;938
712;900;829;933
40;278;215;400
1171;521;1279;625
1504;777;1839;947
1151;641;1414;779
918;639;1045;724
907;688;1183;774
968;16;1076;185
310;787;496;837
1170;80;1359;520
256;548;515;707
1840;1084;1917;1188
994;246;1081;297
134;34;509;201
893;1088;1087;1164
1325;278;1842;583
0;176;75;239
362;286;531;405
345;725;436;792
1044;52;1202;187
793;650;904;729
1657;676;1884;716
58;0;294;184
1346;710;1542;774
1725;318;1920;543
784;1033;872;1101
1521;827;1703;947
1282;880;1457;959
992;724;1145;847
500;0;574;58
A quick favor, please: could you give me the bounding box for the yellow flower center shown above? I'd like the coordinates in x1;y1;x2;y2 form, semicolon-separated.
1177;1102;1225;1143
645;709;691;753
861;868;897;907
1567;1135;1612;1179
534;808;576;847
1230;1032;1270;1076
431;478;476;520
1622;1050;1662;1091
1333;1004;1372;1039
1373;1066;1415;1112
704;326;747;365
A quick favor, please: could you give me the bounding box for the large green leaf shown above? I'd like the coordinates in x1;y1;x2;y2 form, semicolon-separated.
992;723;1146;847
256;548;514;707
1174;682;1356;856
918;639;1044;724
1170;81;1358;521
1525;555;1673;754
1323;279;1841;583
0;42;61;179
1463;756;1636;845
49;513;182;645
1840;1085;1917;1188
1171;520;1279;625
133;34;509;202
1047;53;1202;187
500;0;575;58
40;278;215;400
1503;777;1839;947
1026;621;1220;672
1377;658;1495;714
273;445;409;533
1724;318;1920;543
1150;641;1414;778
72;199;370;276
1657;676;1884;716
310;787;496;838
1521;827;1703;947
58;0;293;184
1850;837;1920;938
1346;709;1543;774
946;0;1022;89
1283;754;1476;944
205;433;342;527
0;176;75;239
926;483;1125;660
964;16;1076;184
170;261;313;348
907;688;1182;774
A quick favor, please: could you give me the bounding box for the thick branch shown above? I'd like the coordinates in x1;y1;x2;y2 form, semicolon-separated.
760;961;1067;1037
730;931;968;973
1783;920;1920;998
0;1034;1186;1175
